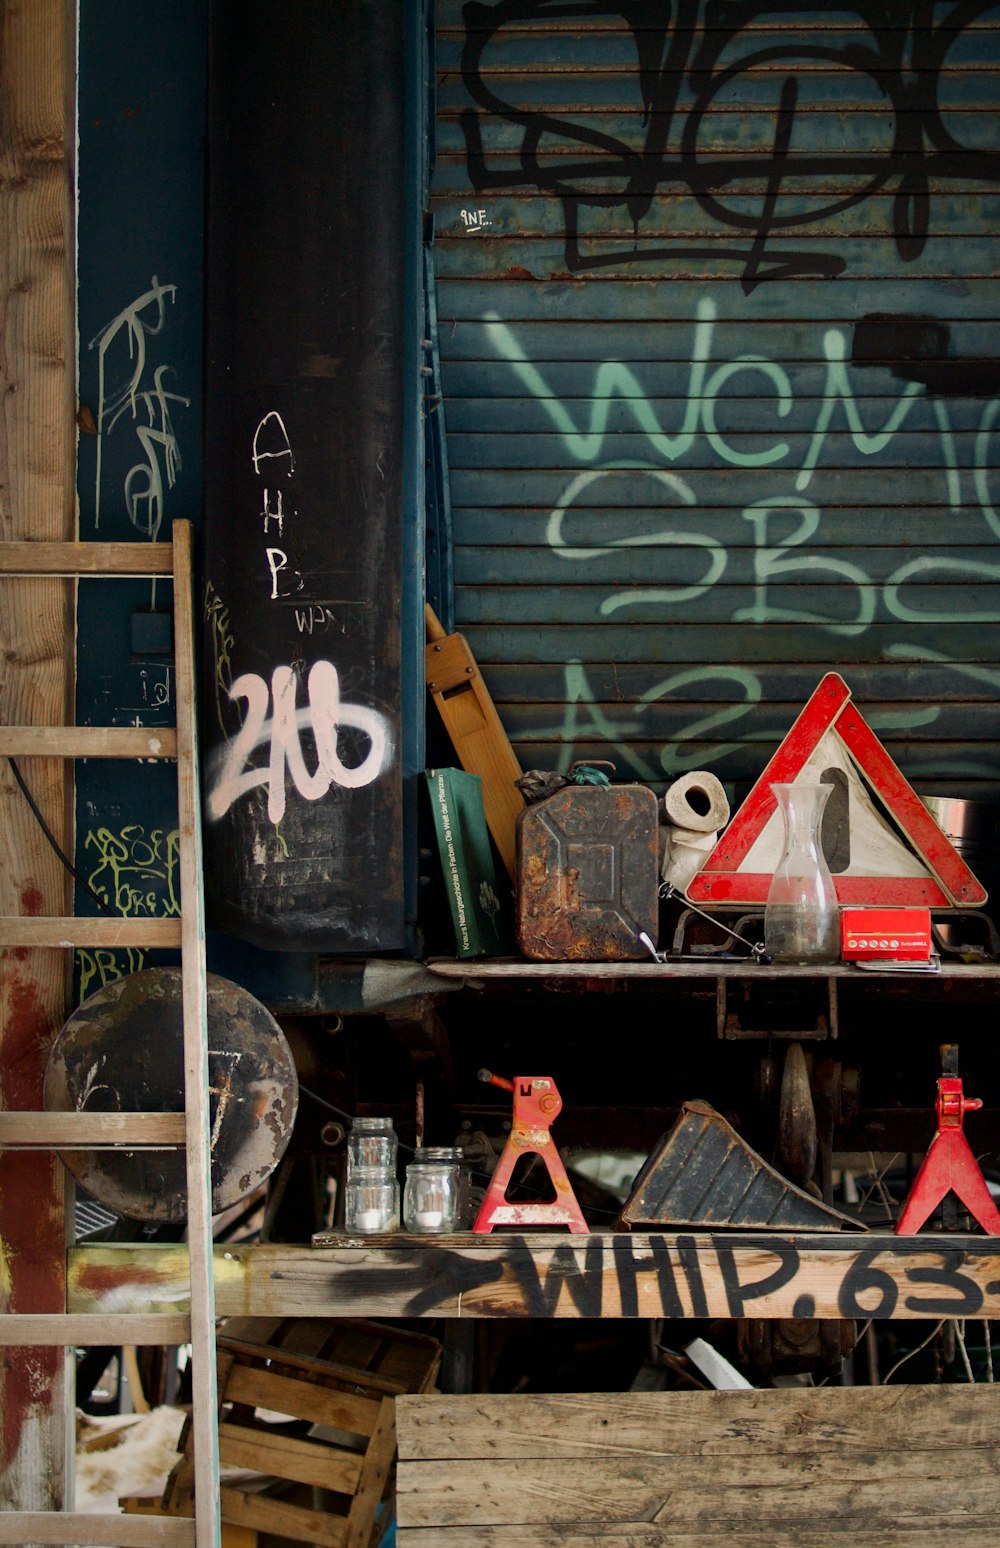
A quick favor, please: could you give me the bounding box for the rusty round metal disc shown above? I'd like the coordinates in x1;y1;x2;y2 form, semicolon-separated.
44;968;298;1222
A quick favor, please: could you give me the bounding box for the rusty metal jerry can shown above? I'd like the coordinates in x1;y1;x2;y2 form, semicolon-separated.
516;764;659;961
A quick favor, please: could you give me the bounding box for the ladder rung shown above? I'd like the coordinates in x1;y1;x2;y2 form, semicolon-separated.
0;541;174;576
0;726;177;758
0;917;183;947
0;1112;186;1147
0;1313;192;1345
0;1513;195;1546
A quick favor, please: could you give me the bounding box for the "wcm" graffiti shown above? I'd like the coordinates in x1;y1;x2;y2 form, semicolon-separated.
208;660;393;825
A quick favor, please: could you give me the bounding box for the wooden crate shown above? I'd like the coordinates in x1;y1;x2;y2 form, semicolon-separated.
396;1386;1000;1546
166;1319;440;1548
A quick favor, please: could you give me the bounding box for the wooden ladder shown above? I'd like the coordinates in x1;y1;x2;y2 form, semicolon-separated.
0;520;221;1547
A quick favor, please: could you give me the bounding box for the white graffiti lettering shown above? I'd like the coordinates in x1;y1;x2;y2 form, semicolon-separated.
208;660;393;825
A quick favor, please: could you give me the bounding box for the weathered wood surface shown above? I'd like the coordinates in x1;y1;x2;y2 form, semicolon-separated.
398;1386;1000;1459
425;957;1000;981
396;1388;1000;1543
0;726;178;758
0;1112;186;1147
68;1235;1000;1322
0;917;182;948
0;1513;194;1546
0;0;76;1521
0;541;173;575
0;1314;190;1346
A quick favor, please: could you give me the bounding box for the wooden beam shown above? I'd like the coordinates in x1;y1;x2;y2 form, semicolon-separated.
393;1389;1000;1544
0;541;174;575
0;727;177;759
68;1234;1000;1321
0;1514;194;1547
0;917;182;947
0;1314;191;1346
0;1112;186;1147
0;0;76;1518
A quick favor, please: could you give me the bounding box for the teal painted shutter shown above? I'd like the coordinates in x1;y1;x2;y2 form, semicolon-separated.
432;3;1000;801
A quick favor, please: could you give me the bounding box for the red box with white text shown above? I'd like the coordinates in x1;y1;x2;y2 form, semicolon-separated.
840;907;932;962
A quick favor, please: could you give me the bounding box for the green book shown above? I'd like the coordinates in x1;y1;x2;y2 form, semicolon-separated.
426;768;512;958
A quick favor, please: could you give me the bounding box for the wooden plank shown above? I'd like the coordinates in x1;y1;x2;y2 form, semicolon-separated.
217;1421;364;1495
397;1528;1000;1547
225;1364;381;1437
219;1486;348;1548
0;1514;195;1547
0;542;174;576
397;1469;1000;1531
0;727;177;759
217;1334;407;1395
68;1235;1000;1321
0;0;76;1519
0;1112;185;1147
402;1448;1000;1523
346;1398;396;1548
171;517;222;1548
395;1387;1000;1461
0;917;183;947
0;1314;190;1346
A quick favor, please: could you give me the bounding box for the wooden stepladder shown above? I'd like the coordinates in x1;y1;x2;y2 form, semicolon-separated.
0;521;221;1547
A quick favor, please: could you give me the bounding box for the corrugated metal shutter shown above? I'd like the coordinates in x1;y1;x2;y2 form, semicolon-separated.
431;3;1000;802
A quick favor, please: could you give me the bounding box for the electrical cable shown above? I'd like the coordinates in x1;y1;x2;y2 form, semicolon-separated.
5;755;148;961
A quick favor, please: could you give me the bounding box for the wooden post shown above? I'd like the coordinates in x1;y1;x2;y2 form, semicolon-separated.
0;0;77;1520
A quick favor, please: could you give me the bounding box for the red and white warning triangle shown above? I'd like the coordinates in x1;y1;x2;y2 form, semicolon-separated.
687;673;987;908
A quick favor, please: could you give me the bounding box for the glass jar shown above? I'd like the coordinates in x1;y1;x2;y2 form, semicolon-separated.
345;1165;399;1234
347;1116;398;1176
403;1147;465;1234
764;781;840;964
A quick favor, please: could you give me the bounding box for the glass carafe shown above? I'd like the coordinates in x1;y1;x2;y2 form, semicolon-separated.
764;782;840;964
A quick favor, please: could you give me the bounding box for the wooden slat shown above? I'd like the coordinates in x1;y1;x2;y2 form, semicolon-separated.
171;516;222;1548
0;1112;186;1147
217;1334;407;1395
395;1388;1000;1542
0;726;177;758
68;1235;1000;1322
0;1513;194;1546
395;1387;1000;1461
224;1363;381;1437
346;1398;396;1548
218;1420;364;1495
397;1454;1000;1524
0;541;174;575
0;1314;190;1345
0;917;182;947
218;1486;348;1548
397;1529;1000;1547
0;0;76;1516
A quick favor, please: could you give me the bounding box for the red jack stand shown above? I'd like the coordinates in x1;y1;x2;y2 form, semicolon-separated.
896;1049;1000;1236
473;1071;588;1234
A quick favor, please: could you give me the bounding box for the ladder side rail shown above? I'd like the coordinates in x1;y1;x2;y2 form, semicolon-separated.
171;519;222;1548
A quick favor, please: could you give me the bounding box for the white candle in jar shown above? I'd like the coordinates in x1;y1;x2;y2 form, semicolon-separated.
356;1209;383;1230
416;1209;444;1229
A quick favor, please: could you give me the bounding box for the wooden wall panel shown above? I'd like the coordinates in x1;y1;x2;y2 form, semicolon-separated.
431;3;1000;802
397;1387;1000;1544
